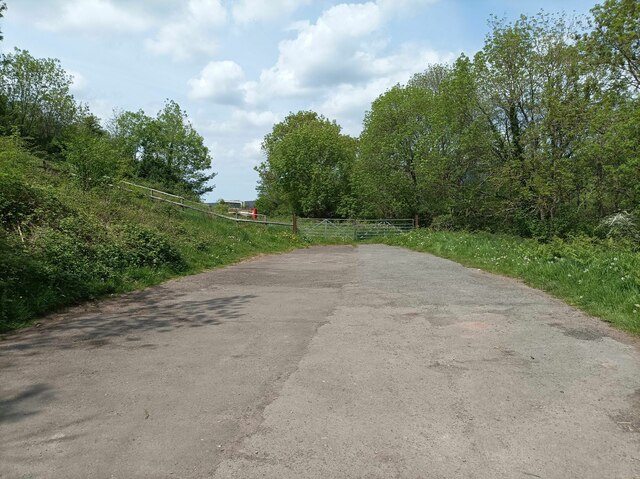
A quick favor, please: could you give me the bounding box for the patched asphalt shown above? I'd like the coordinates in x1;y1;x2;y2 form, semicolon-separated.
1;245;639;478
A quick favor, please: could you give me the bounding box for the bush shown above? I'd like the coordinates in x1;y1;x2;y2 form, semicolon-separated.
0;173;70;230
595;211;639;245
0;235;49;328
430;213;457;231
119;224;186;270
63;126;127;190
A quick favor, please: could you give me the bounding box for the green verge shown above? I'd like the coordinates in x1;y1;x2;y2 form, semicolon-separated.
379;229;640;336
0;140;338;333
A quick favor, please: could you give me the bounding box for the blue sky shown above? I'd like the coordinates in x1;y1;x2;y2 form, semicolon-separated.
4;0;597;201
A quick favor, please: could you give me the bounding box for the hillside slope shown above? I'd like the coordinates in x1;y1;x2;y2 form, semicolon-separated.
0;139;304;332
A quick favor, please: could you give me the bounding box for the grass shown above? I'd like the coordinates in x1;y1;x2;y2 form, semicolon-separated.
380;229;640;335
4;139;638;337
0;140;322;333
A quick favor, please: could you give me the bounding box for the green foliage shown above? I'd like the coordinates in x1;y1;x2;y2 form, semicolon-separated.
383;229;640;335
62;124;127;190
117;224;186;270
0;144;303;332
111;100;215;196
352;5;638;239
256;111;356;217
0;173;69;230
0;48;82;150
354;84;436;218
587;0;640;92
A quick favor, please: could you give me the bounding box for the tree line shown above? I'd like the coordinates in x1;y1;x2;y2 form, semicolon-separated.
256;0;639;239
0;3;214;197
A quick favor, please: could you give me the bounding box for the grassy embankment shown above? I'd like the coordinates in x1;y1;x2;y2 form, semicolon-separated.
0;139;316;333
381;229;640;335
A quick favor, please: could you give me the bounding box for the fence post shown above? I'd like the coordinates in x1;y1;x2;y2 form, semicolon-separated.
414;214;419;229
292;214;298;235
353;218;357;241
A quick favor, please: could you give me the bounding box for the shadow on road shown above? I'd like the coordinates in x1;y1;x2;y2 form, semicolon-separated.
0;291;257;356
0;383;54;425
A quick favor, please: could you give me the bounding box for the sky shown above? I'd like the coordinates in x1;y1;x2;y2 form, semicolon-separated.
3;0;597;202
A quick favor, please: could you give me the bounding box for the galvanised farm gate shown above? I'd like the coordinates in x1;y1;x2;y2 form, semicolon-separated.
296;217;415;240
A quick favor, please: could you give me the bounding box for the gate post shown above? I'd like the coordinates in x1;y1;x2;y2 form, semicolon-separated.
414;214;419;229
292;214;298;235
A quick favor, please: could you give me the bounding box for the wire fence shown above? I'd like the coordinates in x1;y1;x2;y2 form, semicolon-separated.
118;181;416;240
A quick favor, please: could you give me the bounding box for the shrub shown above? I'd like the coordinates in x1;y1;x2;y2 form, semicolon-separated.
119;224;186;271
0;173;70;230
430;213;457;231
63;126;127;190
595;211;639;245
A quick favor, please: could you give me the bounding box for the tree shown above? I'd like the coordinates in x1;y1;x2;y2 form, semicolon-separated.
256;111;355;217
407;63;451;93
472;13;593;236
63;124;127;191
354;85;436;219
428;55;495;229
111;101;215;196
588;0;640;93
0;48;81;150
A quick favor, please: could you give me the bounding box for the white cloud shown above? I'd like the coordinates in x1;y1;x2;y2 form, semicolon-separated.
188;61;248;104
377;0;439;14
38;0;151;33
315;44;455;135
251;0;451;108
232;0;311;25
231;110;279;128
241;138;264;165
145;0;227;60
208;109;279;133
68;70;87;92
258;2;384;97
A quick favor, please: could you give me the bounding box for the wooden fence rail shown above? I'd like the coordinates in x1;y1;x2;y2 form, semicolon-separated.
117;181;294;228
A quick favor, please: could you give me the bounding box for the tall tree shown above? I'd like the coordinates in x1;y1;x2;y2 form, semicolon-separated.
0;48;81;150
256;111;355;217
407;63;451;93
429;55;495;229
588;0;640;93
473;14;590;236
354;85;436;219
111;101;215;196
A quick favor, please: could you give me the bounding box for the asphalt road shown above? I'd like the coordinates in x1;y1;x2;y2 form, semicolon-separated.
1;245;639;479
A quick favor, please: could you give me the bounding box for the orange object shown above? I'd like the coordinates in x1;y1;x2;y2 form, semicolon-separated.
252;208;258;220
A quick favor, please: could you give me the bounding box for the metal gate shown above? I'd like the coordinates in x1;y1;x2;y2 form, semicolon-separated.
297;218;415;240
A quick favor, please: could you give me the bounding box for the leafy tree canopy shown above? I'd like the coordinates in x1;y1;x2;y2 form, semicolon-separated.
111;100;215;196
256;111;356;217
0;48;82;151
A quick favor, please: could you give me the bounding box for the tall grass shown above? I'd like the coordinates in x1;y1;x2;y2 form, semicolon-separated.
382;230;640;335
0;140;308;332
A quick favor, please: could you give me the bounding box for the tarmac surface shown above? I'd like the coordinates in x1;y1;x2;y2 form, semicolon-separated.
1;245;639;478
